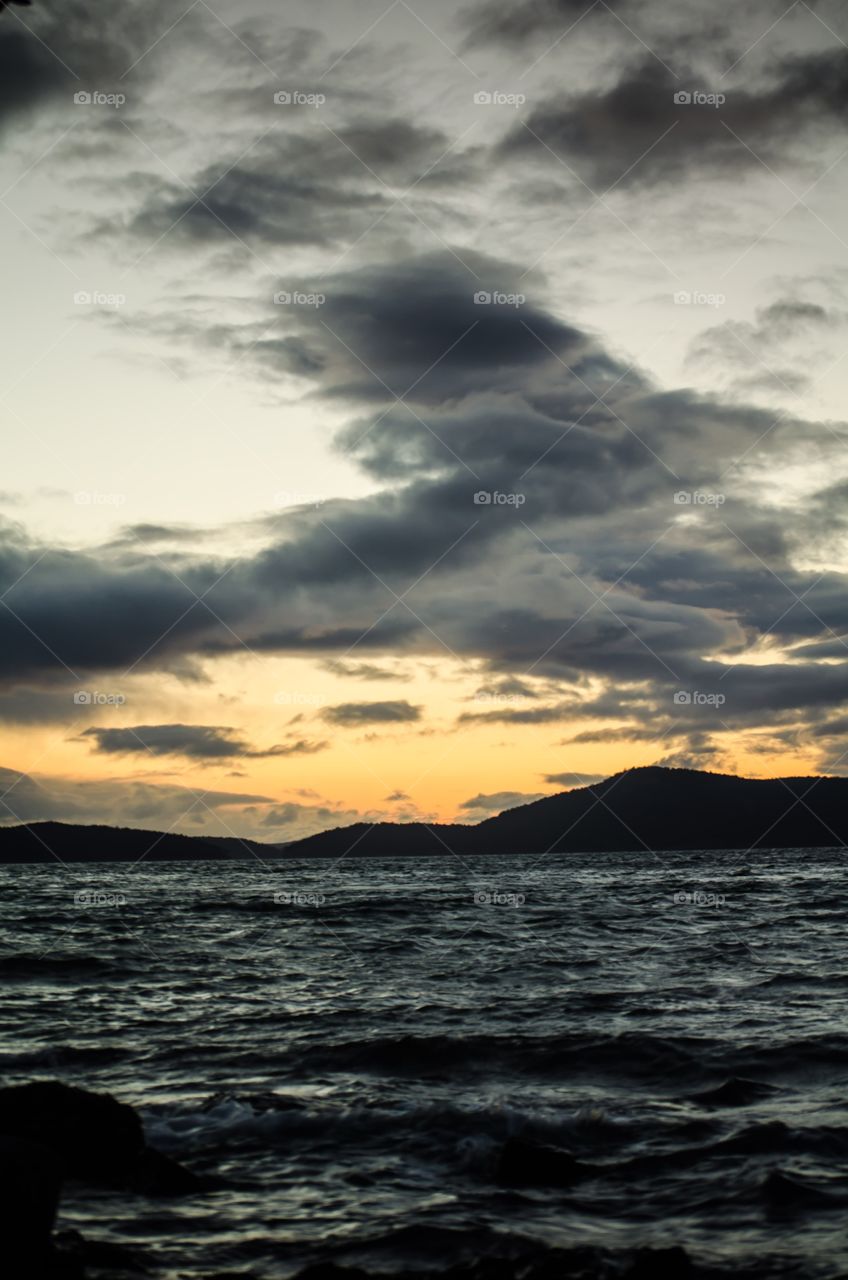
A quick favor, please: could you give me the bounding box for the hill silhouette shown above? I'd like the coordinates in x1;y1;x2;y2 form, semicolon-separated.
1;767;846;862
281;766;848;858
0;821;270;864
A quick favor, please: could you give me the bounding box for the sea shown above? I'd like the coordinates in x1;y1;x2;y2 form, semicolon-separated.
2;848;848;1279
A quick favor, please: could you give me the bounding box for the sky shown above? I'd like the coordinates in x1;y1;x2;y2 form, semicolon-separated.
2;0;848;842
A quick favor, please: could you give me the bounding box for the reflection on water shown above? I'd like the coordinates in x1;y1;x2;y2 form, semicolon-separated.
1;850;847;1277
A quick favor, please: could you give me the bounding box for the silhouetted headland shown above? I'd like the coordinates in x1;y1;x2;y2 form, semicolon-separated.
2;767;846;862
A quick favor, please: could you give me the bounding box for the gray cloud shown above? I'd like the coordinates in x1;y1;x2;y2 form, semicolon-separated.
543;771;607;787
498;49;848;189
77;723;328;760
0;765;376;841
687;298;848;397
0;248;846;760
0;0;172;125
114;119;475;255
0;765;271;829
321;700;422;726
459;790;547;814
255;251;599;403
462;0;628;49
322;658;412;681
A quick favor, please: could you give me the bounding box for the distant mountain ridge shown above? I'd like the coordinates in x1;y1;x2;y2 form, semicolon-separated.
0;767;845;862
281;766;848;858
0;821;271;864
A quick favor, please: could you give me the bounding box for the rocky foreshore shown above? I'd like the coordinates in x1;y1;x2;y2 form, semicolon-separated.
0;1081;200;1276
0;1080;817;1280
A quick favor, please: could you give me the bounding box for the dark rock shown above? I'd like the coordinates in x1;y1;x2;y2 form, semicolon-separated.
54;1227;151;1273
133;1143;203;1195
0;1080;199;1197
0;1081;143;1186
292;1250;693;1280
293;1268;371;1280
624;1246;692;1279
495;1136;588;1188
0;1081;201;1279
0;1134;79;1277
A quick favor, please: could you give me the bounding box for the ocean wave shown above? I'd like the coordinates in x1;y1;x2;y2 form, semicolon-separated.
142;1092;637;1157
283;1030;848;1082
0;1044;129;1069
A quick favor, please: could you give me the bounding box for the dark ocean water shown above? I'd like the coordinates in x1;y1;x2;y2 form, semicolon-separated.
2;849;848;1279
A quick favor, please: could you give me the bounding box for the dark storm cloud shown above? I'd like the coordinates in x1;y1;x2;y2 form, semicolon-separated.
125;166;382;252
119;120;476;253
458;647;848;736
0;539;227;681
808;715;848;739
78;723;327;760
321;700;422;726
125;255;606;405
619;537;848;654
0;0;172;125
245;251;635;416
0;23;66;122
498;49;848;189
2;248;848;750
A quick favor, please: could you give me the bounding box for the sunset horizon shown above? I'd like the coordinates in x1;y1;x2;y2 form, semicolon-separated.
3;2;848;1277
3;1;848;848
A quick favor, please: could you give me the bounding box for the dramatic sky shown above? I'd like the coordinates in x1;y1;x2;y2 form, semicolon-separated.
2;0;848;841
